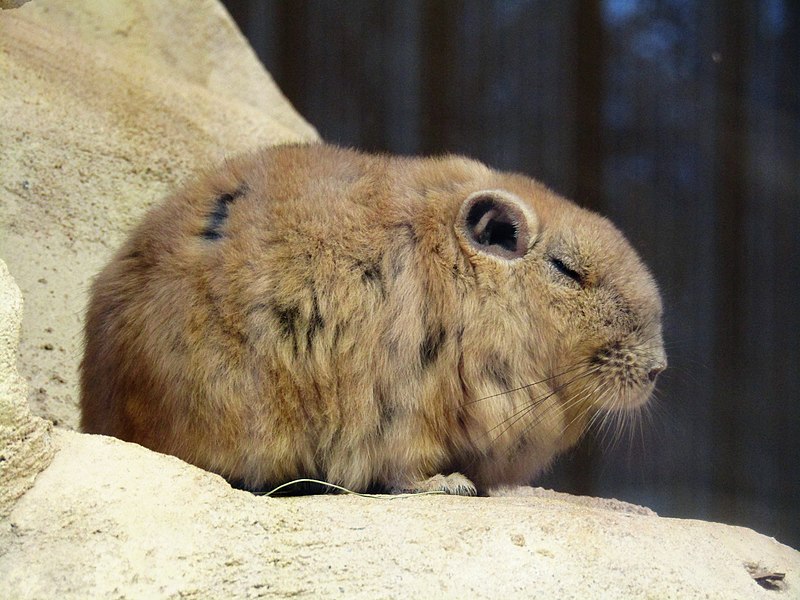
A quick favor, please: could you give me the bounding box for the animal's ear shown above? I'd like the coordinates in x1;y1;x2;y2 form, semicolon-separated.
456;190;535;260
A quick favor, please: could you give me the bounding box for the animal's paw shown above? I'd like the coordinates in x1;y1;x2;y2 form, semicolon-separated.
390;473;477;496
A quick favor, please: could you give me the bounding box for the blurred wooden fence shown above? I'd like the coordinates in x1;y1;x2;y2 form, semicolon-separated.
223;0;800;548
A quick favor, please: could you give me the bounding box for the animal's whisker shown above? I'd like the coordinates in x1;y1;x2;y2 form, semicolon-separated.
597;392;616;451
658;338;688;350
585;385;614;438
608;393;629;453
657;364;705;387
491;384;597;465
459;360;594;408
636;405;647;455
556;379;606;437
635;329;668;351
514;382;599;448
495;376;607;465
481;365;601;446
465;365;603;473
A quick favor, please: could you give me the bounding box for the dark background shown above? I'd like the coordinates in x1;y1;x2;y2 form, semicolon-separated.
221;0;800;548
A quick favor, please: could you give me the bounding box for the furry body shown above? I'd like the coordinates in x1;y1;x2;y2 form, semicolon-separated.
80;144;666;494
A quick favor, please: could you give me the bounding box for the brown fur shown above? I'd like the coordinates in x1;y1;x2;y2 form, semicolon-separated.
80;143;666;495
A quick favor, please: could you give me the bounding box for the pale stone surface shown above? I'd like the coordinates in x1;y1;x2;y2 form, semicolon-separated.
0;0;318;429
1;428;797;599
0;258;54;518
1;1;798;598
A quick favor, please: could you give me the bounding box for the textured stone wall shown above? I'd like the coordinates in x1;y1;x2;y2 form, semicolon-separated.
0;0;318;429
0;259;53;517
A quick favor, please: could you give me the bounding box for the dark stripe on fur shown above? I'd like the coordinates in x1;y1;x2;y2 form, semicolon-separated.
420;324;446;368
272;302;300;355
201;185;247;240
357;259;386;298
306;293;325;351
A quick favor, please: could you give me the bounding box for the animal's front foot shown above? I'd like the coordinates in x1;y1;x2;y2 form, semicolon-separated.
390;473;477;496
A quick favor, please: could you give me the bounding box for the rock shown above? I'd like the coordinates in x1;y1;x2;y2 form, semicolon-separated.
0;0;319;429
1;428;797;598
0;259;54;518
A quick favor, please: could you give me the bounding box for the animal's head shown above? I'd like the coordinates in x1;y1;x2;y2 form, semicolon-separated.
411;157;666;458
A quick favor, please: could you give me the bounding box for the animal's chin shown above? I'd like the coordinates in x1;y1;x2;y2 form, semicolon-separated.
600;380;655;412
633;386;656;409
570;376;655;420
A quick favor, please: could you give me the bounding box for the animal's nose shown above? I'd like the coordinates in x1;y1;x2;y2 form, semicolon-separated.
647;360;667;382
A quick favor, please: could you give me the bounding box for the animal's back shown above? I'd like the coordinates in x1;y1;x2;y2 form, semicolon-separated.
81;144;481;490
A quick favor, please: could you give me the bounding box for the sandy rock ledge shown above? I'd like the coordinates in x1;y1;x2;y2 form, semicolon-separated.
0;427;797;599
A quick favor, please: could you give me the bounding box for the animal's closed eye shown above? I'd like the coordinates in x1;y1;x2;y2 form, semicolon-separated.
550;257;583;286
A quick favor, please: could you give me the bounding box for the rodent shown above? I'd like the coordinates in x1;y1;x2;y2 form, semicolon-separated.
80;143;667;495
